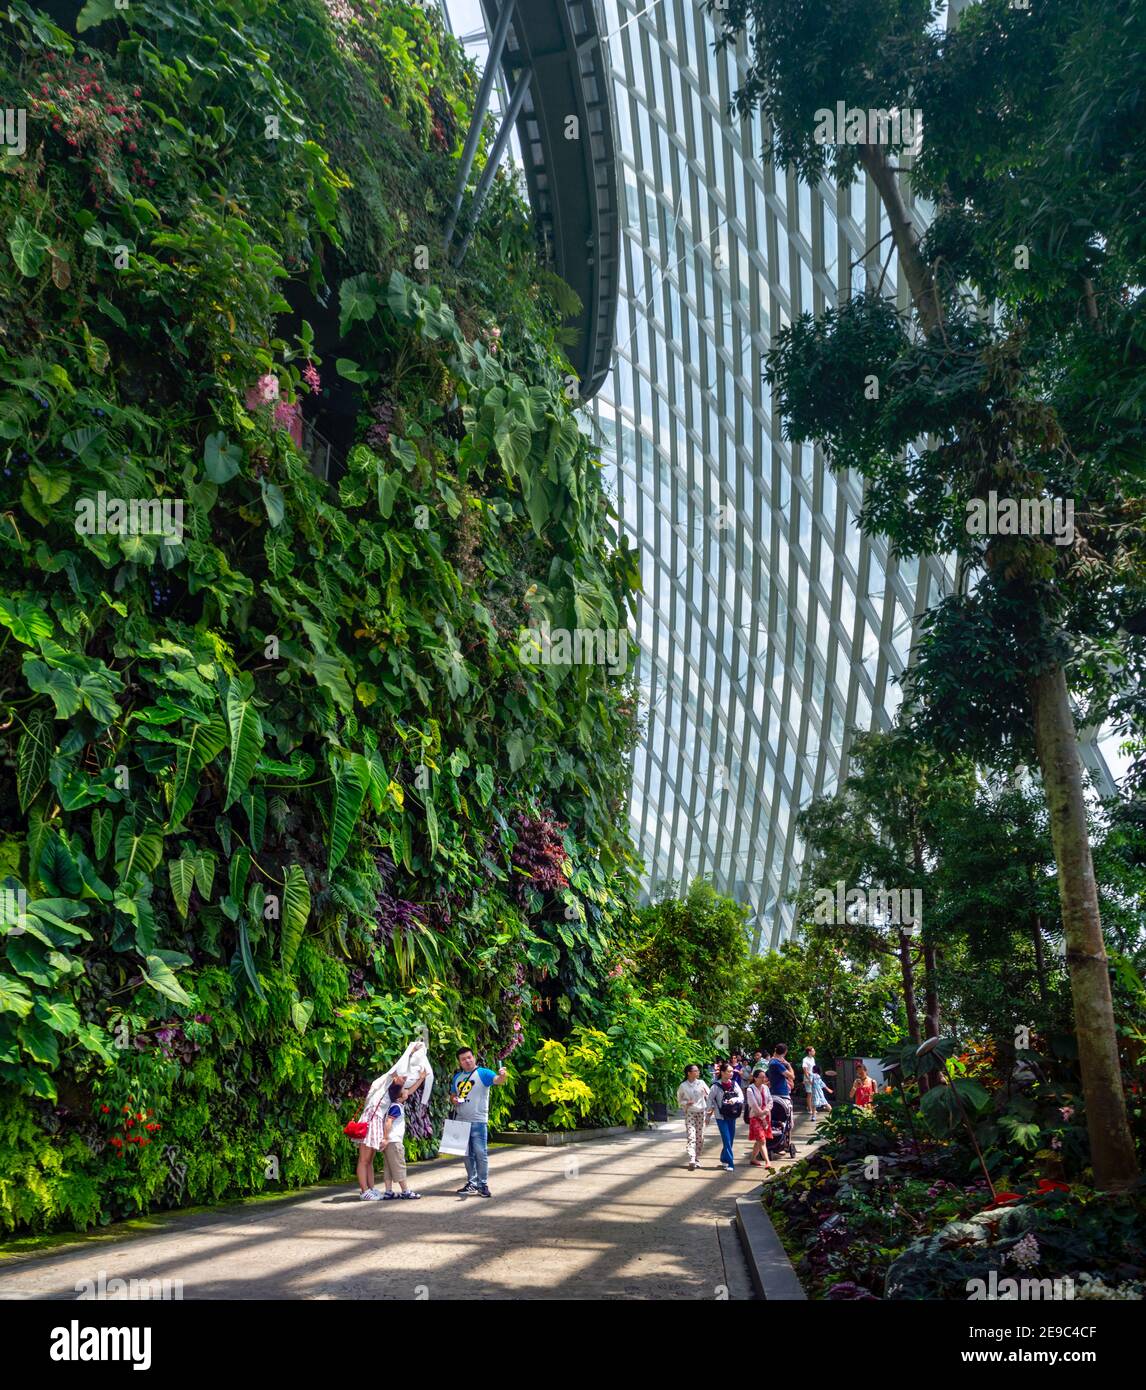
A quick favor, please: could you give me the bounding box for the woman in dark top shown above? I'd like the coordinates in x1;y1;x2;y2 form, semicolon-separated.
706;1062;744;1171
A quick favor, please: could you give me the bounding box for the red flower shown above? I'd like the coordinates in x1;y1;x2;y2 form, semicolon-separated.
100;1104;110;1113
983;1192;1023;1210
122;1105;131;1114
1036;1178;1070;1193
126;1118;134;1128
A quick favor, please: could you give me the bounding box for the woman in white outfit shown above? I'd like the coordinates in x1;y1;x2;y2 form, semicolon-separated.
676;1063;710;1170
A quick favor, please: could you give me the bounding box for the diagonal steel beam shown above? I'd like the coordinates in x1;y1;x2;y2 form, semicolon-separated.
443;0;516;250
451;68;534;268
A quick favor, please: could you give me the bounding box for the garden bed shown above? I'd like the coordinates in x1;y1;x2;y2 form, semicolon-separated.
762;1102;1146;1300
491;1124;631;1147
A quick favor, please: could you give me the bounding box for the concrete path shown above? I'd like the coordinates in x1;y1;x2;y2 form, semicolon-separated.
0;1113;820;1301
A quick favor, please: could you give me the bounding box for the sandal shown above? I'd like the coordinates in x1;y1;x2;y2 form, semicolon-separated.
399;1190;421;1199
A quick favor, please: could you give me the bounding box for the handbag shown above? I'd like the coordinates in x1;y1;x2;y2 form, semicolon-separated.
439;1116;472;1155
344;1091;386;1141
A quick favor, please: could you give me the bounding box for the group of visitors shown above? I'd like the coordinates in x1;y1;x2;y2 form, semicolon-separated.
675;1044;842;1173
350;1041;508;1202
349;1037;879;1197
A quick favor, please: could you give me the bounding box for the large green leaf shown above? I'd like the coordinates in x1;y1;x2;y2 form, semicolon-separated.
191;850;216;900
242;789;267;850
77;671;121;726
139;953;192;1007
423;791;440;859
91;807;114;860
7;216;51;277
75;0;119;32
224;687;263;809
290;995;314;1035
168;714;227;828
75;1022;115;1063
327;756;367;874
38;833;83;897
23;661;82;719
113;820;163;883
229;845;251;904
920;1077;991;1136
204;431;242;484
280;864;310;972
169;857;195;920
0;974;34;1019
237;918;266;1001
17;1015;59;1066
0;597;53;647
339;273;378;335
5;935;60;987
34;997;81;1035
16;708;52;810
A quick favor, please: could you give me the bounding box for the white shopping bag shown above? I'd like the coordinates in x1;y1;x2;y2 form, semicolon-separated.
439;1117;472;1155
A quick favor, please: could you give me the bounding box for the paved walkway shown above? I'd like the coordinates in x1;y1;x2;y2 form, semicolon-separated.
0;1113;819;1301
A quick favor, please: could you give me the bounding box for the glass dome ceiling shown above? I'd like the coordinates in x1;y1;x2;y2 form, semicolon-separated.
436;0;1118;951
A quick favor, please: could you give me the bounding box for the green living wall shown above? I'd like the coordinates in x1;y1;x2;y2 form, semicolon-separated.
0;0;689;1234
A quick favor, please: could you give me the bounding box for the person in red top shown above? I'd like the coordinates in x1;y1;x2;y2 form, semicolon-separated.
850;1060;876;1108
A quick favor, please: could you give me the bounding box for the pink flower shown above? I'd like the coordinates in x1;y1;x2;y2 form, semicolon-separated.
245;374;279;410
273;398;303;447
303;362;321;392
1059;1106;1074;1122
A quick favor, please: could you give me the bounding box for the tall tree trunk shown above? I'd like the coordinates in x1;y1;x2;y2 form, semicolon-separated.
913;832;939;1088
1032;910;1050;1014
859;140;1138;1190
1031;666;1139;1188
857;145;941;336
897;931;922;1045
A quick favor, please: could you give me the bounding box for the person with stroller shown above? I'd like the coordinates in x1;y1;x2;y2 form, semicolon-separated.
745;1067;774;1170
706;1062;744;1172
766;1044;795;1146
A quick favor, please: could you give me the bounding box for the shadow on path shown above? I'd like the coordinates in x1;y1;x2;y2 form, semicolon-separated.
0;1114;822;1301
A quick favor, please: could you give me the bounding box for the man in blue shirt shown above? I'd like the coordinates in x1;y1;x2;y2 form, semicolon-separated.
766;1044;794;1098
450;1046;508;1198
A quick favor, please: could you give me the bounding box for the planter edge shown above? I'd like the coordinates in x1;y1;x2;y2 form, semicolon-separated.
735;1184;807;1301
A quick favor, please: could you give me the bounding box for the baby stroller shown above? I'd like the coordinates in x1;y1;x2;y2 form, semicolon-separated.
766;1095;797;1160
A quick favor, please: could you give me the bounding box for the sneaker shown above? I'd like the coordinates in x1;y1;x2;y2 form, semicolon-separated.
359;1189;382;1200
456;1181;477;1196
477;1184;492;1198
399;1190;421;1200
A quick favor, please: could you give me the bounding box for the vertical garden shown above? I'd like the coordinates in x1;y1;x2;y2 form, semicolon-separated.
0;0;702;1234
